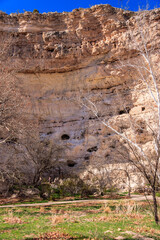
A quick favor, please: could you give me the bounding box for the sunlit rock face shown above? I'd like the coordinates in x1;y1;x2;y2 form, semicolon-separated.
0;5;160;193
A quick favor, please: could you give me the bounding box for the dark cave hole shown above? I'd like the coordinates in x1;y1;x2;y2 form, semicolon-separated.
67;160;76;167
81;131;85;138
110;145;115;149
142;107;145;111
47;131;53;135
137;129;144;134
61;134;70;140
89;117;95;120
87;146;98;152
84;155;90;160
47;49;54;52
119;110;126;115
118;107;130;115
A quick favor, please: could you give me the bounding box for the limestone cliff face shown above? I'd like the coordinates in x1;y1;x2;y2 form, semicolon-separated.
0;5;160;191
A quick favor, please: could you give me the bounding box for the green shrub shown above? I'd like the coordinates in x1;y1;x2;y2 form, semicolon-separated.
156;192;160;197
54;177;96;198
51;188;61;200
104;187;118;196
39;183;51;200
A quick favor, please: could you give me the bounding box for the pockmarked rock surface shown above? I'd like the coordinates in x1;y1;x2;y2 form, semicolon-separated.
0;5;160;193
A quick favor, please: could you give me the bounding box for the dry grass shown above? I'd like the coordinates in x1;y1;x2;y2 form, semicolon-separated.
103;206;112;214
4;211;23;224
51;214;70;225
50;208;65;214
126;213;144;219
1;200;160;240
134;226;160;235
39;207;45;213
15;209;23;213
83;214;121;223
38;231;74;239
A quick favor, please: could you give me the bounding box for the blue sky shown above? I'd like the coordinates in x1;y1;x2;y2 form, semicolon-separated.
0;0;159;14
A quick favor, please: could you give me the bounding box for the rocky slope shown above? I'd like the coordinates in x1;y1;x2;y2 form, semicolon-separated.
0;5;160;194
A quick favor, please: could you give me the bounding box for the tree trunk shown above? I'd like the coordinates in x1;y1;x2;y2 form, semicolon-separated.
152;188;159;224
128;175;131;198
33;169;41;187
128;185;131;198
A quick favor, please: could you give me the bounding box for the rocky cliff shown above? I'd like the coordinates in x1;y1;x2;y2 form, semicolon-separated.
0;4;160;193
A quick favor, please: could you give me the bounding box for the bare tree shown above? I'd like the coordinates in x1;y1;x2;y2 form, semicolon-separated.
83;147;138;198
0;35;64;193
0;33;26;144
83;166;116;196
79;10;160;223
0;33;31;195
16;130;64;187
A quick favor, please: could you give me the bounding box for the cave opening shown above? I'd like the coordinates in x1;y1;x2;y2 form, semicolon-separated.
67;160;76;167
61;134;70;140
87;146;98;152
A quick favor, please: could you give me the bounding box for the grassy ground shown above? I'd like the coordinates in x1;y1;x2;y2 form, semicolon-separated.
0;200;160;239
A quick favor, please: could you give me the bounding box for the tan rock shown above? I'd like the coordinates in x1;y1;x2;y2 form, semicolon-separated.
0;5;159;191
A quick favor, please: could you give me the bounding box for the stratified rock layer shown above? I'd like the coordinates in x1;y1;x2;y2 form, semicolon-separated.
0;4;160;191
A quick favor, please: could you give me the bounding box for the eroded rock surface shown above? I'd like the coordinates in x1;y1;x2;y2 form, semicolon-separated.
0;5;160;193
